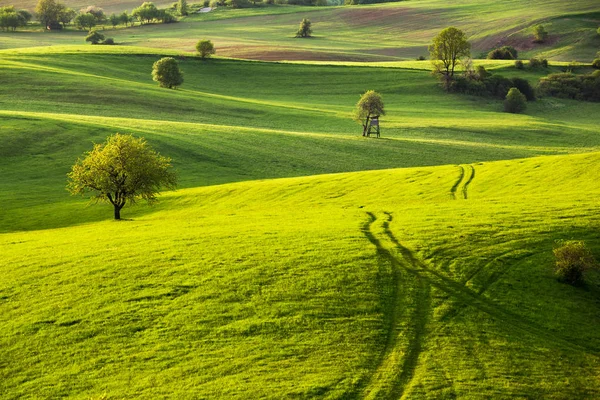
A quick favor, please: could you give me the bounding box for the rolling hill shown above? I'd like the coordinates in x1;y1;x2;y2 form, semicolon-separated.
0;1;599;398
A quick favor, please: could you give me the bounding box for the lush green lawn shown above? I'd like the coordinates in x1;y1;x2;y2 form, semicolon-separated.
1;152;599;398
0;29;599;398
1;0;598;61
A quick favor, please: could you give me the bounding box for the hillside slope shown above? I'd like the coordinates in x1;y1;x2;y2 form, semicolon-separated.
1;49;599;232
1;152;599;398
1;0;598;61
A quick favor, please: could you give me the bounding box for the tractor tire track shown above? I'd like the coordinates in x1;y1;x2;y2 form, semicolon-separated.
380;217;600;356
358;213;430;400
449;165;465;200
461;165;475;200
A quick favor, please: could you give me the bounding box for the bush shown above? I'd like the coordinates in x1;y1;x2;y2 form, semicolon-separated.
510;77;535;101
416;55;426;61
593;59;600;69
103;38;114;45
85;30;105;45
553;241;597;285
475;65;490;80
504;87;527;113
515;60;524;69
196;39;215;58
487;46;518;60
533;24;548;43
538;72;600;102
529;58;548;69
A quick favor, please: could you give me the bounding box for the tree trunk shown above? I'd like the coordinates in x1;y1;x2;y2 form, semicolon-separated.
114;205;122;220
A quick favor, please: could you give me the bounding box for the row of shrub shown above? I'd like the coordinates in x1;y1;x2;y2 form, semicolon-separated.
450;67;536;100
538;71;600;102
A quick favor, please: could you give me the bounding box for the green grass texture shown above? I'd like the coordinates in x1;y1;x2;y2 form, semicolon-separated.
0;40;599;398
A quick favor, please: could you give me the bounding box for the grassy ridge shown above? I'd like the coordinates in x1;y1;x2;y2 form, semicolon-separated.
1;152;599;398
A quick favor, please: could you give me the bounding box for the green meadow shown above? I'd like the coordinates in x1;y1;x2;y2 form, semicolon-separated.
1;0;600;398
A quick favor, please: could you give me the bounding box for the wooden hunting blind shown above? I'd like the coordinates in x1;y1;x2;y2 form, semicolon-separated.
367;116;380;138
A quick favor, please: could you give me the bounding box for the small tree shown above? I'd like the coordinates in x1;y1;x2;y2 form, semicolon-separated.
36;0;63;29
354;90;385;137
196;39;215;58
109;13;120;28
68;134;177;220
504;87;527;113
553;241;597;285
177;0;188;15
533;25;548;43
295;18;312;38
119;11;129;26
152;57;184;89
75;13;97;30
85;29;105;44
429;27;471;90
132;2;159;24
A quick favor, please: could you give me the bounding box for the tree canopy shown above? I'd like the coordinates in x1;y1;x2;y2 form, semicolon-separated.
132;2;159;24
67;134;177;220
295;18;312;38
196;39;216;58
152;57;184;88
354;90;385;136
429;26;471;90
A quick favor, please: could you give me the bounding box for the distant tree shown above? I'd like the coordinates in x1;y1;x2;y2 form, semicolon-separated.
354;90;385;136
533;24;548;43
18;9;33;24
295;18;312;38
36;0;65;30
592;59;600;69
429;27;471;90
132;2;159;24
85;29;105;44
109;13;120;28
81;6;105;23
177;0;188;15
67;133;177;220
58;7;76;27
156;9;177;23
0;6;30;31
196;39;215;58
152;57;184;88
119;11;130;26
514;60;524;69
504;87;527;113
75;13;97;30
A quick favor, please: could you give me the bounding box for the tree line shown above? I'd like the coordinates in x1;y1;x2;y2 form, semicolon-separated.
1;0;187;32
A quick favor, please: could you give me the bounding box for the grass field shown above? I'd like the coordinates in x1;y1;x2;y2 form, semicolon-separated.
1;0;598;61
1;1;600;397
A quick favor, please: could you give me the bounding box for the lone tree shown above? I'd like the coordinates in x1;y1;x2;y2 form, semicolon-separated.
152;57;184;88
429;26;471;90
196;39;215;59
295;18;312;38
533;25;548;43
85;29;105;44
67;134;177;220
354;90;385;137
75;13;97;30
504;87;527;114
